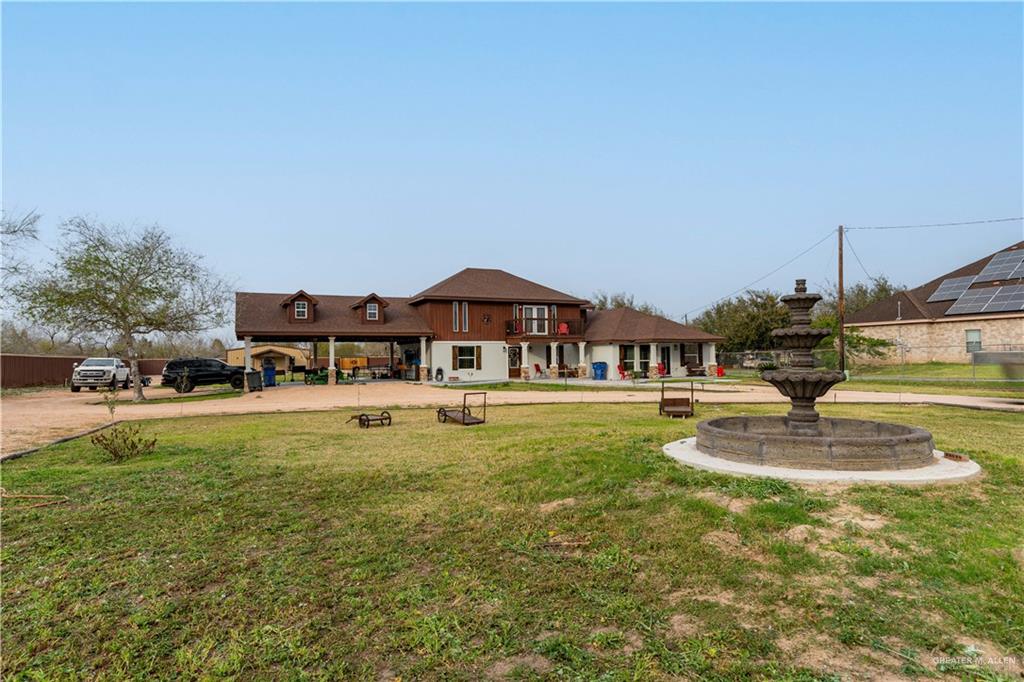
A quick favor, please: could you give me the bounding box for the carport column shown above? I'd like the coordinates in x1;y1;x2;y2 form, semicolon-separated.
520;341;530;380
577;341;588;378
419;336;429;382
650;343;659;378
328;337;337;384
549;341;559;379
243;336;253;371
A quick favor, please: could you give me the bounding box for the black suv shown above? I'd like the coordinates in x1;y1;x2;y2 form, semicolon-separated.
161;358;246;392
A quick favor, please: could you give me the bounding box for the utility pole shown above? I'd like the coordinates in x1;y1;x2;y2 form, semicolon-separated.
837;225;846;374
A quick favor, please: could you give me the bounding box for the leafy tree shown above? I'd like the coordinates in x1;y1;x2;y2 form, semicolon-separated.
16;218;231;401
811;313;892;368
692;290;790;352
592;291;664;317
816;276;903;318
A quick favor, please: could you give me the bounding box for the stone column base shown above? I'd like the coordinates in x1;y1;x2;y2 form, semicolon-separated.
328;368;337;385
577;363;588;378
549;364;560;379
521;365;531;380
419;365;429;382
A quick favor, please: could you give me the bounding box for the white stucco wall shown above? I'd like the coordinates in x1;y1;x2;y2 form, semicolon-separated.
429;341;508;382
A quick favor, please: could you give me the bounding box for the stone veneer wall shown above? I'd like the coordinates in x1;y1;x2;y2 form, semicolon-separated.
852;316;1024;364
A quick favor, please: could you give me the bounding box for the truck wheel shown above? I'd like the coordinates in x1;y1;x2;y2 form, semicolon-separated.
71;385;81;393
230;375;244;390
122;378;131;390
89;386;97;391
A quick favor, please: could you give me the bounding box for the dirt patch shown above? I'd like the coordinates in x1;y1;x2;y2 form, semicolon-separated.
952;635;1023;677
777;631;912;680
485;654;553;679
818;502;888;531
538;497;576;513
702;530;765;562
668;613;701;639
694;490;753;514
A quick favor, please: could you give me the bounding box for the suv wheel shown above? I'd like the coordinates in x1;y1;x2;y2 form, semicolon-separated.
230;374;245;390
175;377;194;394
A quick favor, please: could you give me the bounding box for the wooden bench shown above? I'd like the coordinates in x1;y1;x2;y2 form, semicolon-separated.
659;381;695;418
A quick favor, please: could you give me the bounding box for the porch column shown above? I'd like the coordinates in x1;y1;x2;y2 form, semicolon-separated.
651;343;659;378
419;336;429;382
705;342;717;376
577;341;588;378
634;344;640;379
520;341;530;380
328;337;336;384
243;336;253;371
549;341;559;379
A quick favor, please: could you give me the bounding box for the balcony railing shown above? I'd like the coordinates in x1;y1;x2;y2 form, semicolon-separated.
505;317;582;337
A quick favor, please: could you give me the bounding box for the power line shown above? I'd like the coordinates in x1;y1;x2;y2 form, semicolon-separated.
846;217;1023;231
844;231;874;281
683;227;836;318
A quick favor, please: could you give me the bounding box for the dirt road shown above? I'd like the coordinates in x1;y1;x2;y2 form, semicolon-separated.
2;381;1021;456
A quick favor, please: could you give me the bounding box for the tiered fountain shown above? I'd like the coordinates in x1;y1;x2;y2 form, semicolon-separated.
695;279;938;471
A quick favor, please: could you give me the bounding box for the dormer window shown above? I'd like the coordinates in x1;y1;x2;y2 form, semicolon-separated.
294;301;308;319
366;303;379;321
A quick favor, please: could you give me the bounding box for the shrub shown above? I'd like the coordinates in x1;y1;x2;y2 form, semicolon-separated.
91;423;156;463
757;361;778;372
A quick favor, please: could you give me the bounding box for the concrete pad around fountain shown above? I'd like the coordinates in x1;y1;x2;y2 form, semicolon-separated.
663;437;981;485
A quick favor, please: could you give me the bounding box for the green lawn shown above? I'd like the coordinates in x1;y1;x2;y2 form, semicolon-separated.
3;404;1022;679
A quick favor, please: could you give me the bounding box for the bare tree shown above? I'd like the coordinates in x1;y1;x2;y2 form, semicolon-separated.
1;210;41;288
16;217;232;401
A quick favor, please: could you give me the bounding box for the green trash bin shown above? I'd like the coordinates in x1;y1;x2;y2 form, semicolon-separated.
245;370;263;392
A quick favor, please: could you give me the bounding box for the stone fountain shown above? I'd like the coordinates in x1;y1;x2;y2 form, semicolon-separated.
695;279;938;471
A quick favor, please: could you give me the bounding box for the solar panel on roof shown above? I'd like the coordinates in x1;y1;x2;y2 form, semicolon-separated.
984;284;1024;312
926;276;976;303
1010;263;1024;281
976;251;1024;282
945;287;999;315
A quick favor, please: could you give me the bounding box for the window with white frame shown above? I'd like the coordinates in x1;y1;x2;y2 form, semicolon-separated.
454;345;479;370
294;301;308;319
452;301;459;332
462;302;469;333
366;303;379;321
965;329;982;353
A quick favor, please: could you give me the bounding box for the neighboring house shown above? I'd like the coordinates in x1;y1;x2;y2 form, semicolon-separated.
234;268;722;382
225;344;310;372
845;241;1024;364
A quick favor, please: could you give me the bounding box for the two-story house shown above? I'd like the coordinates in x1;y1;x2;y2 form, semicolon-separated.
234;268;721;382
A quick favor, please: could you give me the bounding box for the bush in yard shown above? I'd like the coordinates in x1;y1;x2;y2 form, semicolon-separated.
91;423;157;463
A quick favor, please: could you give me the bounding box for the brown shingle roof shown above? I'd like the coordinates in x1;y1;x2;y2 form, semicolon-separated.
847;241;1024;324
235;293;433;340
409;268;590;305
584;308;724;344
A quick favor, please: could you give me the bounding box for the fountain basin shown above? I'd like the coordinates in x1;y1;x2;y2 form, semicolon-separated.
696;416;936;470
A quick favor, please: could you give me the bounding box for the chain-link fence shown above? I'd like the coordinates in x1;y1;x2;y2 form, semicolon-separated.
717;345;1024;384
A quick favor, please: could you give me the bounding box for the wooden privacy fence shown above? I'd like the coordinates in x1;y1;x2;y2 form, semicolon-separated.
1;355;171;389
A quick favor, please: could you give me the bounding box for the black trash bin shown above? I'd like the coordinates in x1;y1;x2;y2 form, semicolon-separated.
245;369;263;392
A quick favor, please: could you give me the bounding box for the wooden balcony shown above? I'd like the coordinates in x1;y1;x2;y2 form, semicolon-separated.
505;317;583;339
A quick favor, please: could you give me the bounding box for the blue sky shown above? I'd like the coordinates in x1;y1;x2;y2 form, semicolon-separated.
4;2;1022;329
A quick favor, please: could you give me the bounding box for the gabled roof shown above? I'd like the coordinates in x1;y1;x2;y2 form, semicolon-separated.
409;268;590;305
350;293;390;309
237;292;432;339
847;241;1024;324
585;307;724;344
279;290;320;307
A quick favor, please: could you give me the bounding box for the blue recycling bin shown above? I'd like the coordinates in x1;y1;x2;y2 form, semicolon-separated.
592;362;608;380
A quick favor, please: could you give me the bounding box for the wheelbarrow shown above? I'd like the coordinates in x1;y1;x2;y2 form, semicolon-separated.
346;411;392;428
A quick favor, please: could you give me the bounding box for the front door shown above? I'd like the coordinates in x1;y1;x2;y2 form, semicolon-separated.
508;346;522;378
660;346;671;375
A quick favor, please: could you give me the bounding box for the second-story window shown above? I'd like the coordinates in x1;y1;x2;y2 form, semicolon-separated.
366;303;379;321
452;301;459;332
462;302;469;332
294;301;308;319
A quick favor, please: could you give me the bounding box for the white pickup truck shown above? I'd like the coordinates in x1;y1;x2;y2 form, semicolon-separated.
71;358;131;392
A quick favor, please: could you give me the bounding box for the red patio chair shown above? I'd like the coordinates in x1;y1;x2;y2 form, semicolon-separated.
617;364;628;380
533;363;546;378
556;322;570;335
656;362;668;377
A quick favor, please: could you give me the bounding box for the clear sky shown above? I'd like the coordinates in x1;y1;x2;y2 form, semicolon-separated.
3;2;1022;330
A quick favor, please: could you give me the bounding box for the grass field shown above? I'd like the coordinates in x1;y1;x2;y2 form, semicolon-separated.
3;403;1022;679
